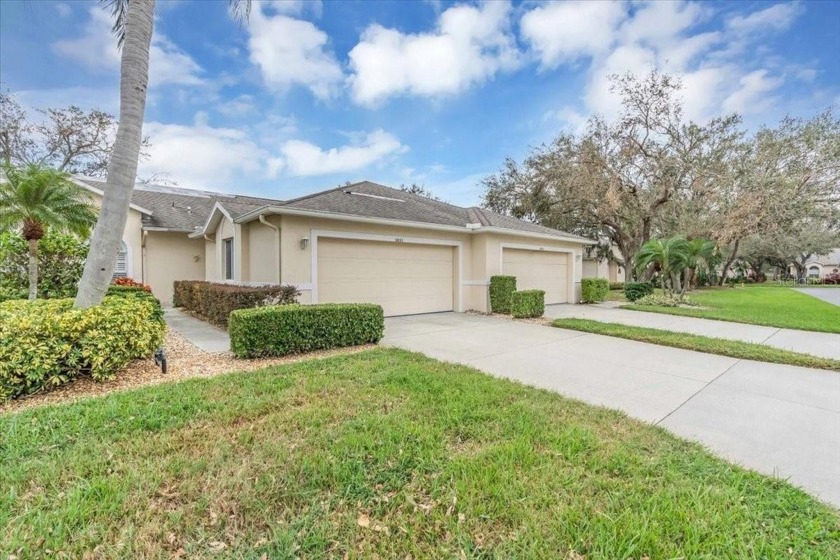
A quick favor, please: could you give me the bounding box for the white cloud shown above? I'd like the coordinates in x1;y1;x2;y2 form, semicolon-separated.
348;1;519;106
52;8;204;88
139;118;267;190
521;1;625;67
55;2;71;18
727;2;801;34
722;70;783;114
247;3;343;100
275;130;406;176
216;94;258;117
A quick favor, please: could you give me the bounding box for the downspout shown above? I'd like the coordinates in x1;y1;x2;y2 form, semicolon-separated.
259;214;281;283
141;230;148;284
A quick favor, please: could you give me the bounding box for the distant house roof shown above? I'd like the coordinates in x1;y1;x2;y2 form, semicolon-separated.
806;249;840;267
74;177;282;232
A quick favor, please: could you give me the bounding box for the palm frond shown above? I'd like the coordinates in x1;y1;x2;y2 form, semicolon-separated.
100;0;129;47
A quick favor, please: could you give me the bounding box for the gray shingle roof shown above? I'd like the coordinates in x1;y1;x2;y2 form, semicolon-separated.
279;181;593;242
76;178;282;231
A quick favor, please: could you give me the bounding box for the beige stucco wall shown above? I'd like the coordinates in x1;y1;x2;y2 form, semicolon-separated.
204;236;217;281
88;193;144;282
143;232;205;304
247;218;280;283
277;215;476;310
583;259;626;283
479;232;585;303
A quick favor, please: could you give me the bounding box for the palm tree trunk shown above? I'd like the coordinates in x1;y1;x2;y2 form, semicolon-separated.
28;238;38;300
74;0;155;308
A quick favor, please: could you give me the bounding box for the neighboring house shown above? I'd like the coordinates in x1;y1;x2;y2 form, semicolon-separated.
76;178;594;314
582;244;625;283
791;250;840;279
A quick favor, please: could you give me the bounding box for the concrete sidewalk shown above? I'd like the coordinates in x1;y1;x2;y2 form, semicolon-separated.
545;304;840;360
383;312;840;507
164;307;230;353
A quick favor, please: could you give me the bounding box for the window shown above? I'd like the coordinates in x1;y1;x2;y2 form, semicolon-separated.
113;241;128;279
223;238;234;280
808;265;820;278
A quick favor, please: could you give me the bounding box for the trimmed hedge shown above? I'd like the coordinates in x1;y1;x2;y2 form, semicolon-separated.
229;304;384;358
511;289;545;318
609;281;625;291
0;294;165;400
489;276;517;314
173;280;299;327
625;282;655;302
581;278;610;303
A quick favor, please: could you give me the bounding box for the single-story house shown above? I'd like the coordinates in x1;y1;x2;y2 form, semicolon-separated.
797;250;840;279
74;178;595;315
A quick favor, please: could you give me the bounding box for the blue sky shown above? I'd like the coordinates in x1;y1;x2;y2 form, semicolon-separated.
2;0;838;205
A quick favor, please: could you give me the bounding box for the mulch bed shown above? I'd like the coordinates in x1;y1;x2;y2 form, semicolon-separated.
1;329;374;415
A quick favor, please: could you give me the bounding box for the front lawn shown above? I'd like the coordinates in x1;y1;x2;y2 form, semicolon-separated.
552;318;840;371
2;349;837;558
623;285;840;333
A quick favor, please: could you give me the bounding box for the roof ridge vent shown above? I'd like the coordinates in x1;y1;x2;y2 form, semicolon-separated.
344;190;405;202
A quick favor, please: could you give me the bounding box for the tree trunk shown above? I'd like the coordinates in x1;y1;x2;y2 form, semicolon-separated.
28;238;38;300
718;239;740;286
74;0;155;308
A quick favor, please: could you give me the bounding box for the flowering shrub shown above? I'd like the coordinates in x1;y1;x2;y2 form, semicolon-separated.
0;294;165;400
823;272;840;285
112;276;152;292
634;293;698;308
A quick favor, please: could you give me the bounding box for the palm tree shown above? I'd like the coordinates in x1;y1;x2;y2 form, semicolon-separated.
634;237;690;295
74;0;251;308
0;164;97;299
683;238;716;292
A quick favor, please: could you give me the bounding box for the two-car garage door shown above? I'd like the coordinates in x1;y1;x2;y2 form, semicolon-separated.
502;248;569;304
317;237;454;316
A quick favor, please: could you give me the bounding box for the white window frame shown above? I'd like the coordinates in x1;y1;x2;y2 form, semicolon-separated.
113;240;132;279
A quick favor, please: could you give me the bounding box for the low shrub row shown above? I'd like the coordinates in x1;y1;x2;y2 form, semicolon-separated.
609;281;625;291
511;290;545;318
229;304;384;358
581;278;609;303
489;276;516;314
173;280;299;327
634;293;697;307
625;282;655;302
0;293;165;400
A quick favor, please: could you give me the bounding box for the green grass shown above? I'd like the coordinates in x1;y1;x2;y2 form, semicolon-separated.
623;285;840;333
552;318;840;371
2;349;838;559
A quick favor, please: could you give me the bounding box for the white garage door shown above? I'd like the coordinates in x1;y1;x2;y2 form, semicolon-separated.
317;238;454;316
502;248;568;304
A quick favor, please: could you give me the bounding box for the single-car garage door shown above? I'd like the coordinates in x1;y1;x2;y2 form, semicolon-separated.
317;237;454;316
502;248;568;304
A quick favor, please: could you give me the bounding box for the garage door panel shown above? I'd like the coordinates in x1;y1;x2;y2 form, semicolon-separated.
318;238;454;316
503;248;568;304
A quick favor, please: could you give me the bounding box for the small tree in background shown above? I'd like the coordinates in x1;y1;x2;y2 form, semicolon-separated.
0;164;97;299
635;237;690;295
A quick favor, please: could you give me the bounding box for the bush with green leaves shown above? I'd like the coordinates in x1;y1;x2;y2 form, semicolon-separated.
624;282;655;302
0;230;88;299
634;293;698;308
609;281;625;291
0;294;165;400
229;304;384;358
581;278;610;303
173;280;300;327
510;289;545;318
489;276;517;313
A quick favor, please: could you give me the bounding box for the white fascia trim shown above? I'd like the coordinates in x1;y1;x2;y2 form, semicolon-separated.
237;206;471;234
142;227;196;233
479;227;596;245
70;177;154;215
309;229;465;312
193;202;233;237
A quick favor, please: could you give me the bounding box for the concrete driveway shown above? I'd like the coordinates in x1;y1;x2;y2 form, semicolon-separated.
383;312;840;507
796;287;840;306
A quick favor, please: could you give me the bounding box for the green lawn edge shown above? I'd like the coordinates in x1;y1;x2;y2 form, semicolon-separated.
552;318;840;371
2;347;838;558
